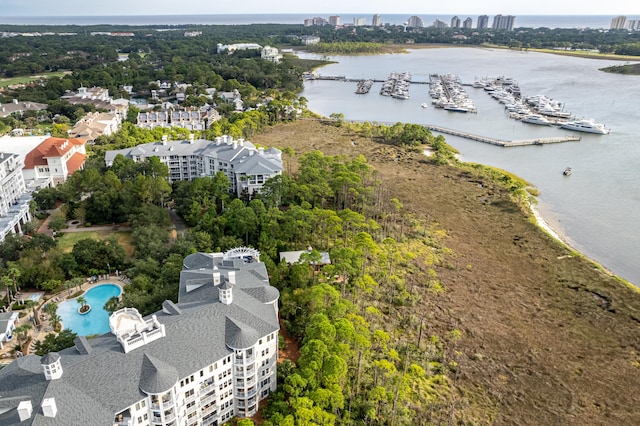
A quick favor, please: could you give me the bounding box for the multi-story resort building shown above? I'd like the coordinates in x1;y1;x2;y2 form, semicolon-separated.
450;16;461;28
104;135;282;197
0;151;31;241
23;137;87;187
0;248;280;425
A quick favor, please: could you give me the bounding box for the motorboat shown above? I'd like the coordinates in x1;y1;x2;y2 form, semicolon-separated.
563;167;572;176
521;114;552;126
421;103;428;108
559;118;610;135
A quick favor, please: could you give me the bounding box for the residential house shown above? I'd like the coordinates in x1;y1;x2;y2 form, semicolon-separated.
261;46;283;63
0;248;279;425
69;112;122;142
0;311;19;349
0;99;48;119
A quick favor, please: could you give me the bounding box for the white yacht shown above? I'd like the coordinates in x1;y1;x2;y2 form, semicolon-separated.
559;118;610;135
521;114;552;126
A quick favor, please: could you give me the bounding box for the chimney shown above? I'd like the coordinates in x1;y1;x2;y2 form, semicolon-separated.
213;272;221;285
13;99;18;104
228;271;236;284
41;398;58;418
18;401;33;421
161;135;168;144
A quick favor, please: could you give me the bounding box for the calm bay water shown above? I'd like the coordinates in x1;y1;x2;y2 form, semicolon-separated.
300;48;640;286
0;14;633;29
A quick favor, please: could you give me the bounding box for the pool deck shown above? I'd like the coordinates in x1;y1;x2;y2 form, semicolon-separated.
0;276;124;363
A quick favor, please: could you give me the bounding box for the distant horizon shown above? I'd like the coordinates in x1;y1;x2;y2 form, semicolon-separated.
0;13;633;30
2;13;638;17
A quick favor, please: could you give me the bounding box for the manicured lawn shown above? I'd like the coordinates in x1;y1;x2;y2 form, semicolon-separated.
0;71;69;88
56;230;135;258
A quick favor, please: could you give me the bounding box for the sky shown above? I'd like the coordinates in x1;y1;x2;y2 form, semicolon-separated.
1;0;638;17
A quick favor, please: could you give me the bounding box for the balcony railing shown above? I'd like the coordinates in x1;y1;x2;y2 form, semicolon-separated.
235;387;258;399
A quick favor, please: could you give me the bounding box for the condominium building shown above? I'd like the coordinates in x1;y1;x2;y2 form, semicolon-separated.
477;15;489;29
450;16;461;28
372;14;381;27
406;15;424;28
328;15;340;26
353;17;367;27
433;19;447;29
610;16;627;29
104;135;283;197
463;17;473;29
0;248;280;425
492;14;516;31
0;151;31;241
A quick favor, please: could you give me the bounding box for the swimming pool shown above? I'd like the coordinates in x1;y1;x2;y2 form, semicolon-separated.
57;284;122;336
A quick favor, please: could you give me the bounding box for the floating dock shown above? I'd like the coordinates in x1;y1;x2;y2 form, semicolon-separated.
355;79;374;94
425;125;581;147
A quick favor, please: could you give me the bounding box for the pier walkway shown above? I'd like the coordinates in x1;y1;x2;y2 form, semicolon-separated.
425;125;581;147
331;118;582;147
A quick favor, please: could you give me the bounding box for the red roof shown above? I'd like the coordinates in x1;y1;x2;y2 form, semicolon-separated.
24;137;86;170
66;152;87;175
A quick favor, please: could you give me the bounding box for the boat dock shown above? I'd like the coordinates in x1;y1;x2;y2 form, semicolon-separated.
355;79;374;94
425;125;581;147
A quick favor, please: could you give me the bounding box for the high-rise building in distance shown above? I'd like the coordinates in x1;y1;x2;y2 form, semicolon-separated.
463;17;473;29
451;16;461;28
328;15;341;26
492;14;515;31
610;16;627;29
372;14;382;27
433;19;447;29
406;15;424;28
477;15;489;29
353;17;367;27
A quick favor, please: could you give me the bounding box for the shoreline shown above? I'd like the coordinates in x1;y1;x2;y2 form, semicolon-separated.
530;202;637;289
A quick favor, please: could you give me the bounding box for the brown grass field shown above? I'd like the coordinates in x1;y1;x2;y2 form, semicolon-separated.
252;119;640;425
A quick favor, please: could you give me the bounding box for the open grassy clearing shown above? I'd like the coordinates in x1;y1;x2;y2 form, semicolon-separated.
0;71;69;87
56;230;134;258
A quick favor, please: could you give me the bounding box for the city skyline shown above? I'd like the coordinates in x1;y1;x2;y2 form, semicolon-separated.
1;0;639;17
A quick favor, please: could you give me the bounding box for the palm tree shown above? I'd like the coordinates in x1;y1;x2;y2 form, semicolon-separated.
77;296;89;313
44;302;61;331
13;323;32;353
71;277;84;292
103;296;120;315
64;280;74;296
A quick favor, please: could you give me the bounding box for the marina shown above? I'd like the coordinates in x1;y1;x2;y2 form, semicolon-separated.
380;71;412;99
301;47;640;285
355;79;373;94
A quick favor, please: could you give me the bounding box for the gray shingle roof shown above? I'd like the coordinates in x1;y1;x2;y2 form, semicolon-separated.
39;353;60;365
225;317;260;350
138;353;179;394
73;337;92;355
0;251;280;425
